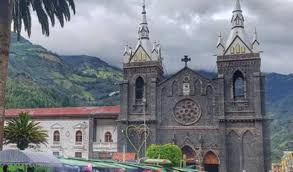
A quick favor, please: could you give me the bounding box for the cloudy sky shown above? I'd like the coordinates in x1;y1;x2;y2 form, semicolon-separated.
25;0;293;74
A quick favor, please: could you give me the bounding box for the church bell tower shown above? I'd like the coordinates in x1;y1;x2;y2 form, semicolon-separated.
118;0;164;155
216;0;271;172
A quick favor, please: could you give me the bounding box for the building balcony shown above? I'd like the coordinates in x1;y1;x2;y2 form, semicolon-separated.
50;142;62;148
93;142;117;152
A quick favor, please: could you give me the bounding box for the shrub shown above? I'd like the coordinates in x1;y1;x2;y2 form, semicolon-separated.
146;144;182;167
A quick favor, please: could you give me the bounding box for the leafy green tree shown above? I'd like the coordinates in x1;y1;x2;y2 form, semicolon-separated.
146;144;183;167
0;0;75;150
4;112;48;150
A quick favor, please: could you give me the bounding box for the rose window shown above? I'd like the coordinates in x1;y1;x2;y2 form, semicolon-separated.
174;99;201;125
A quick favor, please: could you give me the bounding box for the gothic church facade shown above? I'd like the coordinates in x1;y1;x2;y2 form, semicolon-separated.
118;1;271;172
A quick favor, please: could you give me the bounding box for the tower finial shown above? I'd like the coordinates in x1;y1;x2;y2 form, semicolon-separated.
234;0;242;12
253;27;258;40
231;0;244;29
138;0;149;40
217;32;224;47
142;0;146;16
252;27;260;52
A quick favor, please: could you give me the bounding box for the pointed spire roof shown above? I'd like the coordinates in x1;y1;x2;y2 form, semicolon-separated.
124;0;162;63
231;0;244;29
234;0;242;12
225;0;249;48
217;32;224;48
138;0;149;40
252;27;259;44
135;0;152;58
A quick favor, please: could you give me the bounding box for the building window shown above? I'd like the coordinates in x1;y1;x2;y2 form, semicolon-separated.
53;130;60;143
233;70;245;98
135;76;144;102
104;132;113;143
75;152;82;158
230;47;235;54
236;43;241;54
53;152;60;157
75;130;82;144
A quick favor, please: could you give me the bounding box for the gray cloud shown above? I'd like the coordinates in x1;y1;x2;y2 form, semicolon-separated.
24;0;293;74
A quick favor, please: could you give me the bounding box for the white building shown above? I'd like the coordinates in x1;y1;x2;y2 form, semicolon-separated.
4;106;120;159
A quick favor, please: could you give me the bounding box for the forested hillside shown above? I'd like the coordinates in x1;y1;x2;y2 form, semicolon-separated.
7;33;122;108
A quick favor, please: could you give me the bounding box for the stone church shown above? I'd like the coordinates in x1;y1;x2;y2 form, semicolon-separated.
118;0;271;172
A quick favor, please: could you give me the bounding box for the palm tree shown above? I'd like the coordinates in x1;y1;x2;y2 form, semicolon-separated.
0;0;75;150
4;112;48;150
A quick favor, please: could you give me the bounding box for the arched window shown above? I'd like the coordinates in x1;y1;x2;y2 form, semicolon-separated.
236;43;241;54
135;77;144;102
230;47;235;54
53;130;60;142
233;71;245;98
104;132;113;143
75;130;82;144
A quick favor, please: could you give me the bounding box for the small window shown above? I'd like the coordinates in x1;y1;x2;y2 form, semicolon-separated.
104;132;113;143
75;152;82;158
233;71;245;98
53;152;60;157
236;43;241;54
135;77;144;102
53;130;60;143
241;47;246;53
230;47;234;54
75;130;82;144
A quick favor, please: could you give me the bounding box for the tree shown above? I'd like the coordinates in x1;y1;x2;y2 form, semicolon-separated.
146;144;183;167
4;112;48;150
0;0;75;150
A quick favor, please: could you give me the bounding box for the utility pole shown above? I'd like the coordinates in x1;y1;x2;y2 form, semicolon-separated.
123;144;126;162
143;97;147;157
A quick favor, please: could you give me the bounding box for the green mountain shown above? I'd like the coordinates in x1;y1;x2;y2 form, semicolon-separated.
6;33;293;162
7;33;122;108
266;73;293;162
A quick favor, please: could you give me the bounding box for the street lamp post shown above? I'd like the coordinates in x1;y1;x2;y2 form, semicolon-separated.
143;98;147;157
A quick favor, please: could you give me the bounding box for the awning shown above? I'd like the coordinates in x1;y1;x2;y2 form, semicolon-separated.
143;159;172;165
59;158;138;170
172;167;198;172
0;149;61;167
123;162;167;172
59;158;117;168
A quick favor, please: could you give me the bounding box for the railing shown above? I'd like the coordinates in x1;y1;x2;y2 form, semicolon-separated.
93;142;117;152
53;141;60;145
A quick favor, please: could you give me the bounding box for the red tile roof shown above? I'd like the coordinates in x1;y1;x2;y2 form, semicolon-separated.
5;106;120;118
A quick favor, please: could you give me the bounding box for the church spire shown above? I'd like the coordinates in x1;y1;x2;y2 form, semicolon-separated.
217;32;225;56
225;0;249;50
234;0;242;12
231;0;244;29
138;0;149;40
253;27;258;43
123;0;162;63
252;27;260;52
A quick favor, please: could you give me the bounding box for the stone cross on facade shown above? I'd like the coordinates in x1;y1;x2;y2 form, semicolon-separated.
181;55;191;67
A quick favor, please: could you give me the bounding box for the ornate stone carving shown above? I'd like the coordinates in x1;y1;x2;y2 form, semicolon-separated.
183;83;191;96
174;99;201;125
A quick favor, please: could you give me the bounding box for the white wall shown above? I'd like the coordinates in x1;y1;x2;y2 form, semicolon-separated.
4;118;90;159
4;117;119;158
96;119;117;144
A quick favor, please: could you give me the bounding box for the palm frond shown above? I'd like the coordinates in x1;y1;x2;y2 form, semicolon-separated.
12;0;76;39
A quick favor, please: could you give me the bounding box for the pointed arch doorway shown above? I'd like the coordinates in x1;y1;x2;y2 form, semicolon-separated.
203;151;219;172
181;145;197;169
